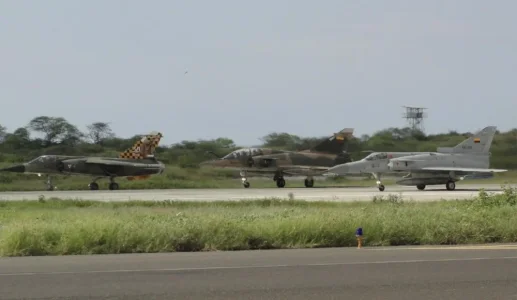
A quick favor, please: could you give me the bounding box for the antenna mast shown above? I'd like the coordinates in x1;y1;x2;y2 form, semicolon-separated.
402;106;427;133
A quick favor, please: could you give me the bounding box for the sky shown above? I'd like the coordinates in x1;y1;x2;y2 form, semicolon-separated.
1;0;516;147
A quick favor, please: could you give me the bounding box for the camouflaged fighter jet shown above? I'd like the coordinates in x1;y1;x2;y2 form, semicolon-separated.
0;132;165;191
201;128;354;188
325;126;507;191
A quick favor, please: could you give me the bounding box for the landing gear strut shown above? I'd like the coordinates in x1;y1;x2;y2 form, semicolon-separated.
45;175;55;191
373;173;385;191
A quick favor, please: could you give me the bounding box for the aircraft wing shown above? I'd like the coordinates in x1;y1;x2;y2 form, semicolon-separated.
283;165;329;171
282;166;330;176
254;156;277;161
243;165;330;176
420;167;508;173
83;158;151;167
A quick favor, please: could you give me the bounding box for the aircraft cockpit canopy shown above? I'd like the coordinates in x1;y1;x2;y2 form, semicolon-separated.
28;155;51;164
363;152;388;161
222;148;262;160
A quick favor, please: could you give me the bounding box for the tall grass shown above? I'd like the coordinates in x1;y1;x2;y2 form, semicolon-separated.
1;186;517;256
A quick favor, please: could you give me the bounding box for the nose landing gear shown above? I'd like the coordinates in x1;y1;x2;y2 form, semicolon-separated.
373;173;385;191
240;170;250;188
45;175;55;191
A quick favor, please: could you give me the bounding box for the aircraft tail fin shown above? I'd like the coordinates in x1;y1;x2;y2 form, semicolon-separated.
310;128;354;154
119;131;163;159
437;126;496;154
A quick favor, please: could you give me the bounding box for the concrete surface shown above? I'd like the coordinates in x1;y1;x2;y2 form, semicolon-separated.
2;244;517;299
0;183;510;202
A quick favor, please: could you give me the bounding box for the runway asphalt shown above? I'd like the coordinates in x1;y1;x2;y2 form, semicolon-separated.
1;244;517;299
0;183;511;202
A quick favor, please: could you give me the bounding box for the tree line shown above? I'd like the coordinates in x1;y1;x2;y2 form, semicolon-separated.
1;116;517;169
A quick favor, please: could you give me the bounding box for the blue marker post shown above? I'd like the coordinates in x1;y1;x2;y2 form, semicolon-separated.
355;227;363;249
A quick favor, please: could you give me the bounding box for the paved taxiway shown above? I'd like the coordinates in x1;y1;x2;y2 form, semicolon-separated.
0;183;512;202
1;244;517;299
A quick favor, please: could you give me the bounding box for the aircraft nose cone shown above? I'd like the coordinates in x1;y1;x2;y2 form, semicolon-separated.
0;164;25;173
329;161;368;175
327;164;350;175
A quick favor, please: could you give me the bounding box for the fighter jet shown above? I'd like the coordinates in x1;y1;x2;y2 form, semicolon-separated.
0;132;165;191
325;126;507;191
201;128;355;188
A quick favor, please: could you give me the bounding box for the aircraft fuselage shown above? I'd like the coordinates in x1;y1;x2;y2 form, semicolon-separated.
20;155;165;177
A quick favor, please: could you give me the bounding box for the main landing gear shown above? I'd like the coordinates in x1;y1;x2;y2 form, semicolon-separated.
445;180;456;191
415;180;456;191
273;172;286;188
274;175;313;188
238;171;315;188
304;177;314;188
88;176;120;190
39;175;120;191
239;170;288;188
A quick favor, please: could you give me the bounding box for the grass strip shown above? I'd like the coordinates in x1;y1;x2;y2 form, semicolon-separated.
1;186;517;256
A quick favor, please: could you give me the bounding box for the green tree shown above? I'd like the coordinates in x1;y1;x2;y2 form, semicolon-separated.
260;132;301;150
0;124;6;141
27;116;83;146
86;122;115;145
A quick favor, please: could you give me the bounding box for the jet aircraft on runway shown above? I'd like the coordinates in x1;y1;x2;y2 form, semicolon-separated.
325;126;507;191
0;132;165;191
201;128;355;188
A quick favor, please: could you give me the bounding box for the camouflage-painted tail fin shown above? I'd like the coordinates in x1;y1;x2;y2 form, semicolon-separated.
119;131;163;159
310;128;354;154
437;126;496;154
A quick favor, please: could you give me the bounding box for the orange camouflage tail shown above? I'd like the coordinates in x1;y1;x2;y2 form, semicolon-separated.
119;131;163;160
121;131;163;181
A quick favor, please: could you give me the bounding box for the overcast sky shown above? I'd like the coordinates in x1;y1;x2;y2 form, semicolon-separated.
1;1;516;146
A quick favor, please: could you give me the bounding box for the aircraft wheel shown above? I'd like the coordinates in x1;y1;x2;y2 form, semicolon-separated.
378;184;385;192
446;180;455;191
243;181;250;188
276;178;286;188
109;182;119;190
89;182;99;190
416;184;426;190
304;179;314;188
